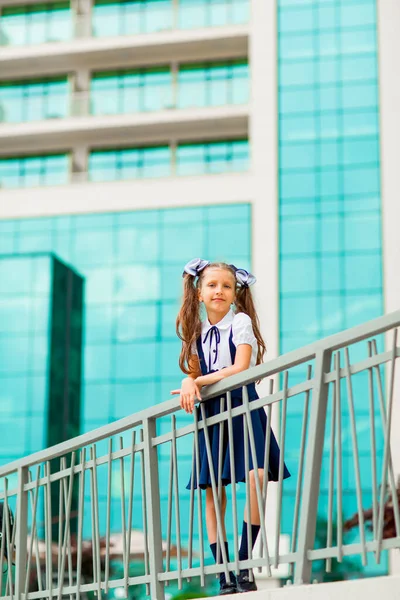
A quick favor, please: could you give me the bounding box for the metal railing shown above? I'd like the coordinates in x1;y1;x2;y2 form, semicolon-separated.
0;90;247;124
0;2;248;47
0;310;400;599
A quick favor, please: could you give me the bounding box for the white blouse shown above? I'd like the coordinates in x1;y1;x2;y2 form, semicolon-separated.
192;309;258;371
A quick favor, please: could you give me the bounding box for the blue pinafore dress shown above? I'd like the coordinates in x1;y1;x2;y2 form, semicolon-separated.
187;326;290;490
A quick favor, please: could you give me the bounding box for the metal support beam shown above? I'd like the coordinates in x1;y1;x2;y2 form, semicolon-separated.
143;418;165;600
294;348;333;584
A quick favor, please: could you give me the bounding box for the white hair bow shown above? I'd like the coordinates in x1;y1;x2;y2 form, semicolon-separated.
182;258;211;277
229;264;257;287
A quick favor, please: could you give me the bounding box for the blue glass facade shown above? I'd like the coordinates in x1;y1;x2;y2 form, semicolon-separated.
278;0;385;574
89;140;249;181
0;205;251;431
0;205;251;545
91;60;249;115
92;0;249;36
0;254;83;466
0;2;72;46
0;154;69;189
0;78;69;123
0;0;249;46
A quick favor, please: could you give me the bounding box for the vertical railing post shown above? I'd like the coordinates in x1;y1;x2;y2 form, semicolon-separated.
15;466;29;600
294;348;332;584
142;418;165;600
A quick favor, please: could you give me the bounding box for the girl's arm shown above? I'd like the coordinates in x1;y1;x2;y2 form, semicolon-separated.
170;355;202;414
195;344;252;387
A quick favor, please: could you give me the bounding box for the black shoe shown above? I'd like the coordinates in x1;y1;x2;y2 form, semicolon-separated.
219;581;238;595
237;570;257;593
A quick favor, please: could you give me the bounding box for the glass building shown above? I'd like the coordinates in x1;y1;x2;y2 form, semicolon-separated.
0;0;398;580
0;253;83;466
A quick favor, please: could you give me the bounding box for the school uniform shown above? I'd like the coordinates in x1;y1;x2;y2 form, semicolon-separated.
187;309;290;490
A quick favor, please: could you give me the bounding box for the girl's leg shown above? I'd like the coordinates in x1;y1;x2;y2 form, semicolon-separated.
205;487;236;590
243;468;264;525
205;487;227;543
238;468;264;591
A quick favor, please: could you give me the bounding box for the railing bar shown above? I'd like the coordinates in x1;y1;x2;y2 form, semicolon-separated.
21;446;145;492
75;449;86;600
375;329;399;562
227;391;239;576
24;571;153;599
290;365;311;575
45;461;53;600
199;402;230;583
326;365;336;573
105;439;113;594
153;380;316;447
141;418;164;599
274;372;288;569
367;341;378;540
308;535;400;560
335;352;343;563
243;386;272;577
124;430;136;597
25;468;43;595
0;490;5;594
324;349;398;383
3;480;13;598
139;429;150;597
91;445;102;598
193;408;205;588
243;390;252;579
61;456;74;600
260;396;272;571
57;464;64;589
11;476;17;594
58;453;76;600
172;414;183;590
187;440;195;581
344;347;367;565
262;379;274;504
157;553;297;581
119;436;127;583
89;447;98;592
371;338;400;538
165;436;174;581
2;309;400;478
216;397;225;568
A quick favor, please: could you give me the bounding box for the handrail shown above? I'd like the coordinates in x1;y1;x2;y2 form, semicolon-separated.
0;309;399;599
0;309;398;475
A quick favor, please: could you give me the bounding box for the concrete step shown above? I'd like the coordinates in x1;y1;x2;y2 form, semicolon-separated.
194;574;400;599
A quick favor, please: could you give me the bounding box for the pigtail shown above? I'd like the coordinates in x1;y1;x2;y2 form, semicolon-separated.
176;274;202;374
235;285;267;365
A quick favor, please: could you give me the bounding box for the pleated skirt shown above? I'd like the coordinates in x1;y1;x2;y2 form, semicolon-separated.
187;389;291;490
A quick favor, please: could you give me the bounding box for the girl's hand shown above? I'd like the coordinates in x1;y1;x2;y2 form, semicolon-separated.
170;378;202;414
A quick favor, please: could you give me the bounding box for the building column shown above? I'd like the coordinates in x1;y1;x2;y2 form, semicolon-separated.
71;145;89;182
72;0;93;38
249;0;280;551
71;69;91;117
377;0;400;575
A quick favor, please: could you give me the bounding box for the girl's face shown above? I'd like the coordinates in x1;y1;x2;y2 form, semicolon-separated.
198;268;236;318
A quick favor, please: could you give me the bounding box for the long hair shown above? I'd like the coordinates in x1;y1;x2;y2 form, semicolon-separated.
176;262;267;374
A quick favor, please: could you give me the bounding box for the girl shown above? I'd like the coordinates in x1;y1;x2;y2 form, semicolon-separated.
172;258;290;596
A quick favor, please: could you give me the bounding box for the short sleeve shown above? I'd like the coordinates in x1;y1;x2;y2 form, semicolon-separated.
232;312;257;348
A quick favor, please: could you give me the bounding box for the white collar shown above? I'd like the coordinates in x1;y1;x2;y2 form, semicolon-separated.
202;308;234;334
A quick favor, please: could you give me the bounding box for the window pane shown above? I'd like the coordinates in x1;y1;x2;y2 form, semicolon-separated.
0;154;69;189
93;0;173;37
0;78;69;123
176;140;249;175
1;3;72;46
